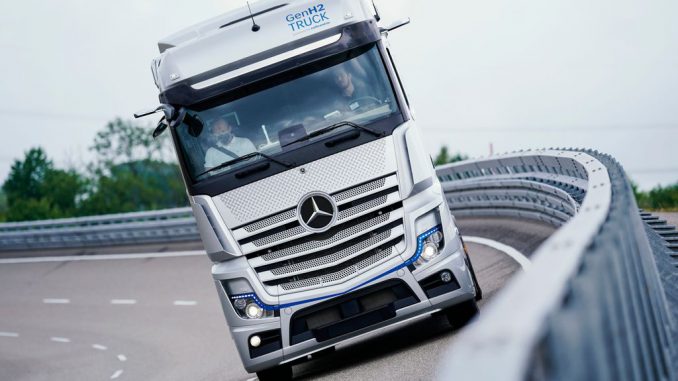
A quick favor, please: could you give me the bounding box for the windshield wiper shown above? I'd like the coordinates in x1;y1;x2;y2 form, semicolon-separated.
197;152;294;178
282;121;383;148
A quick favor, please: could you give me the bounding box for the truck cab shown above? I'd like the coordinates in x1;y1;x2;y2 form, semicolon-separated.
143;1;481;378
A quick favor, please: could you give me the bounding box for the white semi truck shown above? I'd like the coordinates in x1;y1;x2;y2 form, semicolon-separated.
137;1;481;379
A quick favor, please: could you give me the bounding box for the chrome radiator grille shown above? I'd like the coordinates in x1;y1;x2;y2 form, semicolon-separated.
234;174;405;294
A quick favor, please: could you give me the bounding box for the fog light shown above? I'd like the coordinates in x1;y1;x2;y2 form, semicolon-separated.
440;271;452;283
250;335;261;348
421;243;438;261
245;303;264;319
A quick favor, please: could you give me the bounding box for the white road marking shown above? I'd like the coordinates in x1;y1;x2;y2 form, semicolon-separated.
0;250;205;264
0;332;19;337
92;344;108;351
110;299;137;305
110;369;124;379
173;300;197;306
464;236;532;270
50;337;71;343
117;354;127;362
43;298;70;304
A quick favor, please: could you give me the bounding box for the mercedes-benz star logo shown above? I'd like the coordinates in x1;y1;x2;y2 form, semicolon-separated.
297;192;337;232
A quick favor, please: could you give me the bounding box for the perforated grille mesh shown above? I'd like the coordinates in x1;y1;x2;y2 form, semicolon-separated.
280;277;322;290
243;209;296;233
333;177;387;203
269;230;393;276
338;196;388;220
239;177;388;236
279;246;395;291
216;139;391;226
252;225;305;247
260;213;391;262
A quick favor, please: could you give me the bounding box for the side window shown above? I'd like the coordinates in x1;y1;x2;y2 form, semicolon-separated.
386;48;409;107
176;125;207;176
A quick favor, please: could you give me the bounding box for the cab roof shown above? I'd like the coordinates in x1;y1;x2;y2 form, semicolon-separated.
152;0;378;92
157;0;288;53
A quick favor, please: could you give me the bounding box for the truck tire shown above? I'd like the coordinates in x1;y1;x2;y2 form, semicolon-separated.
444;299;479;330
465;254;483;301
256;364;292;381
460;237;483;301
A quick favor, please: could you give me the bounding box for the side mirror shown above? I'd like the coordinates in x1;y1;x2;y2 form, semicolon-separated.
137;105;203;139
152;117;169;138
380;17;410;33
135;104;177;139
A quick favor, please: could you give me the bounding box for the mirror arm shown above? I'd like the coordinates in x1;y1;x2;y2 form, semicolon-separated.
380;17;411;34
134;104;176;121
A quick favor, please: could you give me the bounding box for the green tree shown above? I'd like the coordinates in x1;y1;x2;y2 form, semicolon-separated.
631;182;647;207
2;147;85;221
90;118;172;173
83;119;187;215
434;146;469;166
3;148;51;201
0;119;187;221
81;160;186;214
0;190;7;222
635;182;678;211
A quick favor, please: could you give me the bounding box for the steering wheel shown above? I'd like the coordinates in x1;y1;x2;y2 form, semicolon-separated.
351;96;383;110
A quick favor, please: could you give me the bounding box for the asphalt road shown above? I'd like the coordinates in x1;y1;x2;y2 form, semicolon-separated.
0;217;554;381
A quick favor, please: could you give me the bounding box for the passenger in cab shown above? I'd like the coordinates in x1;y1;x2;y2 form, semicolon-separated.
204;116;256;169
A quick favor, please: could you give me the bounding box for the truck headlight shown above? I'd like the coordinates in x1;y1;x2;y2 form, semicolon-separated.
221;279;275;320
413;225;445;268
230;295;275;319
233;297;247;310
245;303;264;319
412;208;446;268
429;230;443;244
421;242;439;261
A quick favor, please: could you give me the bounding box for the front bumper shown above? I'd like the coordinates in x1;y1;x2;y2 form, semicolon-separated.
214;228;477;373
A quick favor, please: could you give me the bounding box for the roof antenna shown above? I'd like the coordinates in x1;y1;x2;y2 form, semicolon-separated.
247;1;260;32
372;1;381;22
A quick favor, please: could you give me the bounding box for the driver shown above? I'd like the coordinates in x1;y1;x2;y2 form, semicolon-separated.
330;66;369;112
204;116;256;169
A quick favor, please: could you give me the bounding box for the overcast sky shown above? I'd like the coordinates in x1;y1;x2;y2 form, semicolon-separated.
1;0;676;189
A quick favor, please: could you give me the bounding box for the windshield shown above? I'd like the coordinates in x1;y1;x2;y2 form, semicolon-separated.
174;44;400;182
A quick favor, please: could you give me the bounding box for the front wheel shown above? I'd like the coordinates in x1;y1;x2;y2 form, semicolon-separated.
460;237;483;301
256;363;292;381
444;299;479;330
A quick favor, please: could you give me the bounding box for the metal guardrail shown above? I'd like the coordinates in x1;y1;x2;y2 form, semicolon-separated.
442;178;578;226
0;148;675;380
0;207;198;251
436;149;677;380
